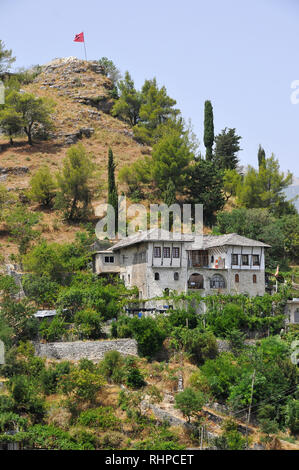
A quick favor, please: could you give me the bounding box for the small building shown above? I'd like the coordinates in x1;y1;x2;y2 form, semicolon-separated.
93;229;270;310
285;299;299;324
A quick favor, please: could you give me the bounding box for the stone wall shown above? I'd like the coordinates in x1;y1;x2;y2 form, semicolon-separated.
33;339;138;361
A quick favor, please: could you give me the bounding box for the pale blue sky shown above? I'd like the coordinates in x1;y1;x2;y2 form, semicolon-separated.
1;0;299;175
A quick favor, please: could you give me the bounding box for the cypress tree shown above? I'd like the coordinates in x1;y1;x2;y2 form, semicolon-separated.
203;100;214;160
258;145;266;169
107;148;118;233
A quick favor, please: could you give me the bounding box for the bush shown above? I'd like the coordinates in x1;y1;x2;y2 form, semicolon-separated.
78;406;121;430
128;316;166;358
180;328;218;365
285;399;299;435
39;315;68;342
74;308;103;339
100;351;124;384
126;367;145;389
41;361;71;395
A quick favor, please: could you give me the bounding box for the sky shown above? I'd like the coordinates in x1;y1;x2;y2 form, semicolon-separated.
1;0;299;176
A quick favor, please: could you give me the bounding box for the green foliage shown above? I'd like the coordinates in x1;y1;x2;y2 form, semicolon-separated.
22;274;60;308
4;205;41;254
203;100;214;160
152;128;193;193
236;155;294;217
174;328;218;365
133;78;179;145
98;57;121;84
40;361;71;395
214;419;247;450
124;316;166;358
29;166;56;206
184;158;225;225
126;366;145;389
112;71;141;125
0;106;23;145
214;127;242;170
74;308;103;339
174;387;205;422
0;40;15;73
215;208;299;268
55;143;95;220
7;90;54;145
206;304;247;338
59;367;106;403
285;399;299;435
0;298;37;342
100;350;125;384
78;406;121;430
258;144;266;168
39;315;68;342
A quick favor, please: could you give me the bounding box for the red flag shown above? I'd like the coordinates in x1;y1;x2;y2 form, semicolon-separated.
74;32;84;42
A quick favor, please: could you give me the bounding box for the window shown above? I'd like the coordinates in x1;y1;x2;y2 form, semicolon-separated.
211;255;214;263
295;309;299;323
235;274;239;283
163;247;171;258
174;272;179;281
128;274;130;284
253;274;257;284
172;247;180;258
210;274;226;289
154;246;161;258
154;272;160;281
242;254;249;266
231;254;238;265
253;255;260;266
190;250;209;267
104;256;114;263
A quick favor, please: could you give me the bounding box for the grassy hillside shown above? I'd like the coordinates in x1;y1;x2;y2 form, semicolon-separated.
0;57;152;257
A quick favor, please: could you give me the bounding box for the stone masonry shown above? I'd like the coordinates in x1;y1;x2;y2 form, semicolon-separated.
33;339;138;361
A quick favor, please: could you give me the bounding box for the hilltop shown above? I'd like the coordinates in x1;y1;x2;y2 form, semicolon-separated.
0;57;151;256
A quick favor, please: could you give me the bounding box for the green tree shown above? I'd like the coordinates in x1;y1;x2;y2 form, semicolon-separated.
134;78;179;144
214;127;242;169
29;166;56;207
258;144;266;168
74;308;103;340
152;129;193;193
98;57;121;84
4;206;41;254
112;71;141;126
203;100;214;160
223;168;243;200
285;399;299;435
8;91;54;145
184;159;225;225
55;144;95;220
237;155;293;216
0;106;23;145
174;388;205;422
107;148;118;231
0;40;15;73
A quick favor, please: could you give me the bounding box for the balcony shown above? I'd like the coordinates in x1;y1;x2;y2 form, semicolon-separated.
188;250;209;268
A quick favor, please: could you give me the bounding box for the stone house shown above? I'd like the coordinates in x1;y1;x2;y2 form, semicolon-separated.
285;299;299;324
93;229;270;311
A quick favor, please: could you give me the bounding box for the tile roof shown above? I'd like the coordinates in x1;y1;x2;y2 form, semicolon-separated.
109;230;270;251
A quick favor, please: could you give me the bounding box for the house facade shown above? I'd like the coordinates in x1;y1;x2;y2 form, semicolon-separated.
93;230;270;308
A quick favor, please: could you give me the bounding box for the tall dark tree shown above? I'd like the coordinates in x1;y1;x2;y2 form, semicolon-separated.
258;145;266;169
184;159;225;226
203;100;214;160
214;128;242;170
107;148;118;232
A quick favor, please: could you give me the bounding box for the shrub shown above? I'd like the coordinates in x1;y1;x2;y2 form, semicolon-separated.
78;407;121;430
74;308;103;339
285;399;299;435
100;351;124;384
126;367;145;389
39;315;68;342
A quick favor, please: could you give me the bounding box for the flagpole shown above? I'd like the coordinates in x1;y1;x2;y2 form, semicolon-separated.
83;31;87;61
